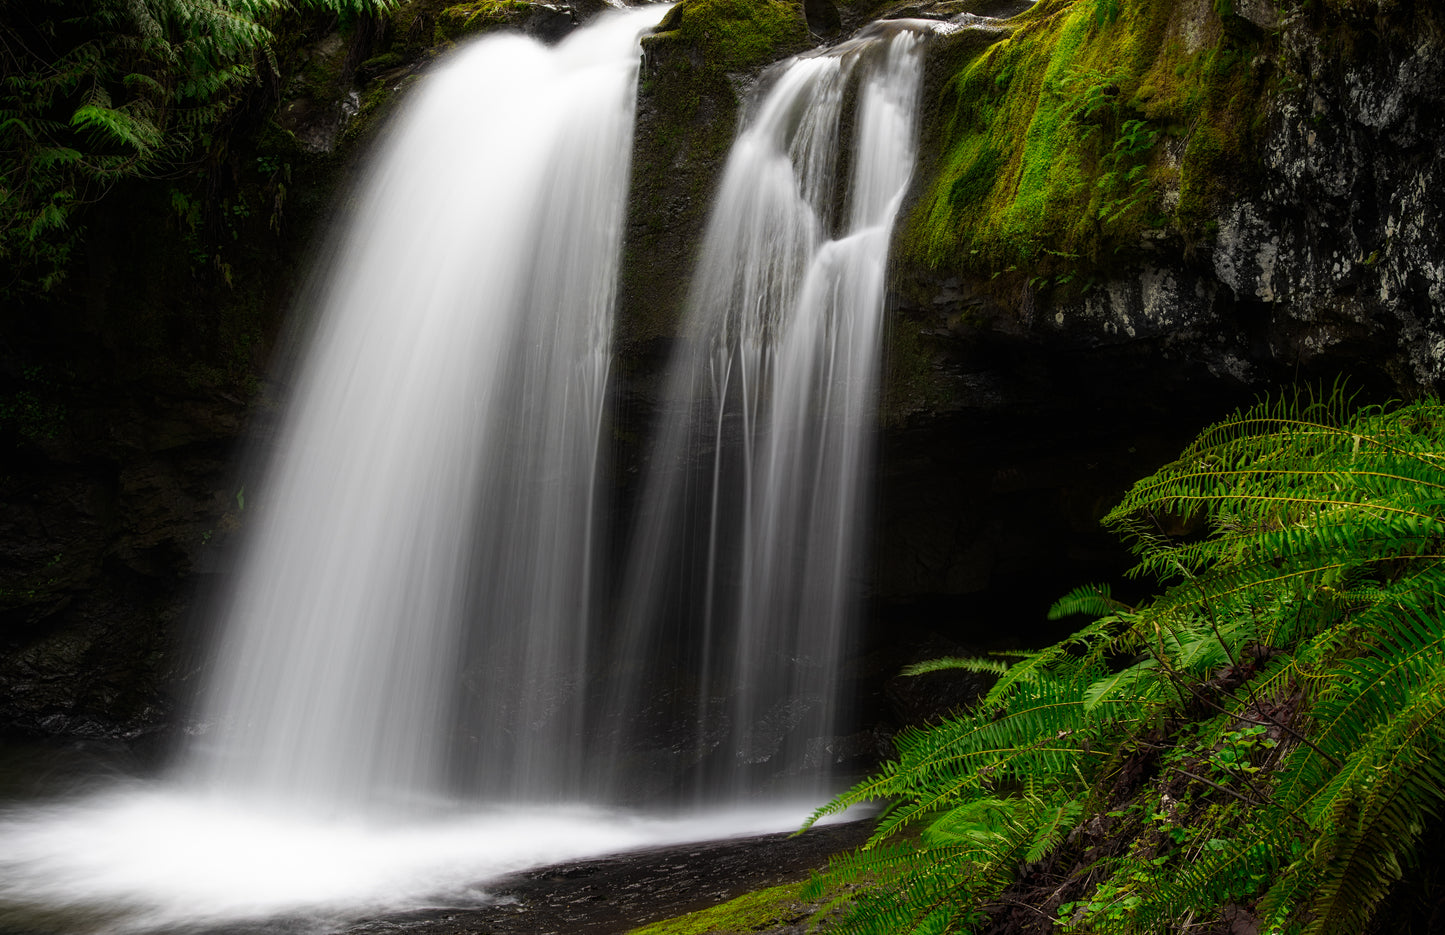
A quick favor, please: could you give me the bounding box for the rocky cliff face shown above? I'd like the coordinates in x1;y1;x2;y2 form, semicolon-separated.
899;0;1445;395
1048;0;1443;389
1222;0;1445;387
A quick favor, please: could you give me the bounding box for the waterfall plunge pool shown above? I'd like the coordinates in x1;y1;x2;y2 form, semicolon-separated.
0;760;860;934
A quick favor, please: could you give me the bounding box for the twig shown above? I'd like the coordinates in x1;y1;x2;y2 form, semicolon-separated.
994;895;1054;920
1170;767;1263;807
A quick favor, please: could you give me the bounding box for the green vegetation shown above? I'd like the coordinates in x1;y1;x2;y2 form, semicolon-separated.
0;366;65;443
900;0;1270;280
627;882;825;935
435;0;532;42
0;0;391;297
806;388;1445;933
650;0;811;74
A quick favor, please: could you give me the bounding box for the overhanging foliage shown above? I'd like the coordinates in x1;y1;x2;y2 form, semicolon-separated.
0;0;389;296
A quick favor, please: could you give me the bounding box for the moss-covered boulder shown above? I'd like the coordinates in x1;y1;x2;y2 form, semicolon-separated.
884;0;1445;434
900;0;1268;281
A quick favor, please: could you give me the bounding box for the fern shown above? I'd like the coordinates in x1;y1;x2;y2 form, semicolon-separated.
804;793;1084;935
899;656;1010;677
0;0;393;292
1048;582;1133;619
810;390;1445;934
70;104;165;154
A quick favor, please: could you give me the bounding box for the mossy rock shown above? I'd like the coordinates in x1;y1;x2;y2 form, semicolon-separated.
896;0;1272;281
358;50;406;74
435;0;536;42
625;881;832;935
650;0;812;74
384;0;547;60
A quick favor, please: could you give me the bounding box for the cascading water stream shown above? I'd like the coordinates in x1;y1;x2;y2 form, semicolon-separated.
181;5;665;812
181;4;661;813
610;22;927;802
0;9;940;932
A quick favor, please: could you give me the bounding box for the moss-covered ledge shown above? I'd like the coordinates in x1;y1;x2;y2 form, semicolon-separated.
897;0;1272;286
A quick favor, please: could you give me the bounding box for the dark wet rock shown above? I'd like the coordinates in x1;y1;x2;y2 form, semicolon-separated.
276;92;362;155
332;822;873;935
884;0;1445;399
735;696;825;766
884;0;1033;22
0;397;245;739
803;0;842;35
618;0;812;356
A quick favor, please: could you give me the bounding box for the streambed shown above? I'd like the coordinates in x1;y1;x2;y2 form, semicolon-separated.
331;820;871;935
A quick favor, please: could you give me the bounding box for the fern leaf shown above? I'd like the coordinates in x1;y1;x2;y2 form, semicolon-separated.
70;104;163;154
1049;582;1132;619
900;656;1009;677
1082;658;1163;710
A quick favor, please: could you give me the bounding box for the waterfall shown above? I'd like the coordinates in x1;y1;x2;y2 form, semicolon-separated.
611;22;927;801
179;6;664;812
0;10;938;932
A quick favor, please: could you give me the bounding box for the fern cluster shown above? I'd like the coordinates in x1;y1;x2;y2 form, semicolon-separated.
806;389;1445;934
0;0;389;294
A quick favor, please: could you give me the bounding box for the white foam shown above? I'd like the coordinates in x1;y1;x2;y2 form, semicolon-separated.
0;785;828;932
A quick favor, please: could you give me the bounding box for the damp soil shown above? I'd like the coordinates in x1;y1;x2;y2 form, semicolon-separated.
330;820;873;935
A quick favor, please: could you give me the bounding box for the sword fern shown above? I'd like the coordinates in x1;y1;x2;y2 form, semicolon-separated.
808;389;1445;934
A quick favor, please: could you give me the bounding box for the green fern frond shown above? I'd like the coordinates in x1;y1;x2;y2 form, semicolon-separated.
981;614;1124;705
1024;797;1084;862
1083;657;1167;710
70;104;164;154
810;391;1445;935
900;656;1010;677
811;795;1080;935
1049;582;1133;619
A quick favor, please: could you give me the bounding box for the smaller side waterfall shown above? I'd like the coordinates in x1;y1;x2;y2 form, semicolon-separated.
612;22;929;801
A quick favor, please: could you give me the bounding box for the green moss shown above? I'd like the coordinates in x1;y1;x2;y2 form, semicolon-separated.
652;0;811;74
360;50;405;72
436;0;531;41
947;143;1007;208
899;0;1270;279
625;882;823;935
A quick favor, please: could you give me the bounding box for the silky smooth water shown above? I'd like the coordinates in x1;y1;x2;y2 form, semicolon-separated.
0;10;934;932
181;6;664;812
0;11;746;933
0;777;823;933
610;23;928;800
